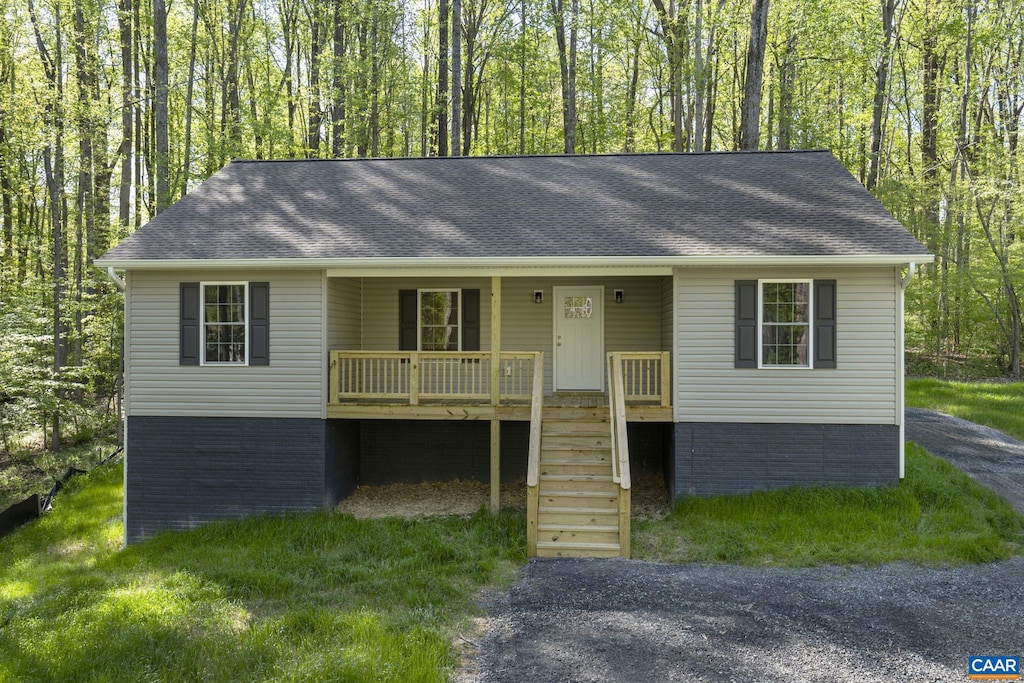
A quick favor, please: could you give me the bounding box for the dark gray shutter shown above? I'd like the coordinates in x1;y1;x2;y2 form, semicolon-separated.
399;290;417;350
735;280;758;368
249;282;270;365
462;289;480;351
813;279;837;369
180;282;200;365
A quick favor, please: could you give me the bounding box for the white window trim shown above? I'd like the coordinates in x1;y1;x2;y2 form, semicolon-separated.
200;281;249;366
416;288;462;351
757;279;813;370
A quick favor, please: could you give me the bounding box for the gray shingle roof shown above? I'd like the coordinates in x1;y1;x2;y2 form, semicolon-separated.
97;150;929;263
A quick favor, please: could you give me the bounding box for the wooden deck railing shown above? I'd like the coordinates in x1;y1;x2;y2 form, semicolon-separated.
607;352;632;558
617;351;671;407
328;350;542;405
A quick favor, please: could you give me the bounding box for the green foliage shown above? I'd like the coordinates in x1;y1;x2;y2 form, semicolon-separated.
906;378;1024;441
0;464;526;682
0;431;117;510
633;445;1024;566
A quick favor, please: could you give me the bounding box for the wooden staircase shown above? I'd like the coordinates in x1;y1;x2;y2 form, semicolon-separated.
533;409;628;558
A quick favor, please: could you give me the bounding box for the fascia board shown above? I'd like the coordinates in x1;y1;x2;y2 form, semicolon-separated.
95;253;935;271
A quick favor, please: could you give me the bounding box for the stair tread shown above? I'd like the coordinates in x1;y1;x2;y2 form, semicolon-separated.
541;457;610;463
537;523;619;532
538;506;620;514
540;473;614;481
536;540;621;550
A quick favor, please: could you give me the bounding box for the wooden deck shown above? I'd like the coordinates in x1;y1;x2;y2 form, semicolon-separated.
325;401;672;422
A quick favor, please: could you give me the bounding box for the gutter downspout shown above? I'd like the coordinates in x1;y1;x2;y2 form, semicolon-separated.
897;263;916;479
106;266;126;291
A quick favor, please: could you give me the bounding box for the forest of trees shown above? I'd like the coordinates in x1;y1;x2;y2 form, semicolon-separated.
1;0;1022;450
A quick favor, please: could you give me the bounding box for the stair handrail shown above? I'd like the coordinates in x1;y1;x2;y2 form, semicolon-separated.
608;353;631;490
526;352;544;487
526;352;544;556
608;352;632;558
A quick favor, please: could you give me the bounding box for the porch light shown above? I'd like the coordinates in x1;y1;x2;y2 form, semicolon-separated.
614;289;624;303
534;290;543;304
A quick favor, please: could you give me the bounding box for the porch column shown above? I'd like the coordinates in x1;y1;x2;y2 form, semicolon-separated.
490;276;501;512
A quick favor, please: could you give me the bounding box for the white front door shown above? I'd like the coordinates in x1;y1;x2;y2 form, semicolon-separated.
553;286;604;391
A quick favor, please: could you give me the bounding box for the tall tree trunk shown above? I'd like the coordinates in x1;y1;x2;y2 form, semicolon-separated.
153;0;170;211
437;0;448;156
519;0;526;154
866;0;897;190
280;0;298;155
552;0;577;153
132;0;142;230
226;0;246;155
451;0;461;155
420;7;430;158
651;0;685;152
368;3;379;156
739;0;769;150
117;0;133;233
307;0;323;156
0;126;12;265
331;0;346;157
776;32;796;150
692;0;704;152
623;32;640;152
181;0;199;196
29;0;66;450
73;0;96;379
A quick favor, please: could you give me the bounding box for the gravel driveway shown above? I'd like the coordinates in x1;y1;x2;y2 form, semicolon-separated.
461;410;1024;682
469;558;1024;682
906;407;1024;514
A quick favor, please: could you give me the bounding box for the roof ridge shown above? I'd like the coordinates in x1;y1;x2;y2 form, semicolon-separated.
228;149;833;164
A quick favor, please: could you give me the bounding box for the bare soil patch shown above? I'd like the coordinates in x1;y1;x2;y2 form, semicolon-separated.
336;476;671;520
337;480;527;518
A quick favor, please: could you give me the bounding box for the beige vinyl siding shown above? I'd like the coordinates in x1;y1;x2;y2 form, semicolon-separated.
356;276;666;394
126;269;324;418
674;266;898;424
505;277;666;392
359;278;493;350
327;277;361;349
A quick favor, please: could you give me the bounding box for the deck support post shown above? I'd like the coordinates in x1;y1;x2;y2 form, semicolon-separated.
490;419;500;512
490;276;502;511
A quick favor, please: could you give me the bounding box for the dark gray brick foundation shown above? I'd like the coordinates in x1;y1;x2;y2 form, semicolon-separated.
126;416;331;542
325;420;360;506
672;423;899;498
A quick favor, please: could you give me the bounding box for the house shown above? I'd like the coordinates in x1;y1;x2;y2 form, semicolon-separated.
96;150;932;557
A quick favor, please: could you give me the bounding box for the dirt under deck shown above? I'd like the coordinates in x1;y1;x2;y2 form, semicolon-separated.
335;476;671;520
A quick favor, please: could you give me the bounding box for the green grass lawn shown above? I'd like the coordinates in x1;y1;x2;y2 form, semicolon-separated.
5;424;1024;680
0;463;526;682
633;444;1024;566
906;377;1024;440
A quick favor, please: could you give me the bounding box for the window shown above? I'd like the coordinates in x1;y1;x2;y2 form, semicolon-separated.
203;283;247;364
759;280;811;367
418;289;460;351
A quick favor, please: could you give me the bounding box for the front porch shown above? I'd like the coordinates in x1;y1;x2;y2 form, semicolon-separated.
323;274;674;558
325;350;672;558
